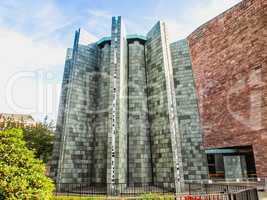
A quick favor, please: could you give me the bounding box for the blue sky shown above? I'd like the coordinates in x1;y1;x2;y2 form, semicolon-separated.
0;0;241;122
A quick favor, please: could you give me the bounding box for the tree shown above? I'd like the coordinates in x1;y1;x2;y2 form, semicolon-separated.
0;117;55;163
0;129;54;199
23;121;55;163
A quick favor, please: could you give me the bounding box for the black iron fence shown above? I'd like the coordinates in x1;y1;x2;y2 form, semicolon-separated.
189;177;267;191
55;182;176;196
229;188;258;200
54;182;259;200
185;182;248;195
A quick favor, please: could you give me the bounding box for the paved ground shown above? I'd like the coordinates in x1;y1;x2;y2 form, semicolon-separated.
259;192;267;200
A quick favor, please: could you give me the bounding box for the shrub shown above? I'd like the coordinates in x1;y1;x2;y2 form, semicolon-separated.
141;193;176;200
23;122;54;163
0;117;55;163
52;196;105;200
0;129;54;199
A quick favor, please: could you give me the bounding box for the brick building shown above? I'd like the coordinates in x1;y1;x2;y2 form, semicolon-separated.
0;113;36;128
188;0;266;178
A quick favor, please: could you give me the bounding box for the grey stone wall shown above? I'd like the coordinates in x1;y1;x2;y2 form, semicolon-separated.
51;17;209;189
93;43;111;183
145;22;175;183
170;39;208;181
59;43;98;183
54;29;99;184
50;48;73;180
128;40;152;184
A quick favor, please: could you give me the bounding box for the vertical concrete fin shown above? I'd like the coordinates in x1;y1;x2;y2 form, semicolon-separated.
127;38;153;184
50;47;73;181
159;21;184;192
54;29;98;186
107;16;128;187
170;39;208;181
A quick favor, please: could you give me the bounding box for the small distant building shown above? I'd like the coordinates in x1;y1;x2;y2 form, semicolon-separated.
0;113;36;128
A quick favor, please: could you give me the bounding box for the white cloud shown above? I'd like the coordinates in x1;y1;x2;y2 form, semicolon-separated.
0;27;65;70
153;0;242;42
0;27;64;122
86;9;113;38
183;0;242;26
88;9;112;19
0;0;73;122
164;19;192;42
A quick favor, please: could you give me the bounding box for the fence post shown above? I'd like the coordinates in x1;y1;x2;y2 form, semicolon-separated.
228;193;232;200
189;183;191;195
255;188;259;200
234;193;237;200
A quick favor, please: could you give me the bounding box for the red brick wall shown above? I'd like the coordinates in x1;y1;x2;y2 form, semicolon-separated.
187;0;267;176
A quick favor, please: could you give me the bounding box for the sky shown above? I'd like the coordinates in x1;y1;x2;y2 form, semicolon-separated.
0;0;241;122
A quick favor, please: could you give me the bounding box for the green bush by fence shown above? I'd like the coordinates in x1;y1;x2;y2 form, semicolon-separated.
0;128;54;199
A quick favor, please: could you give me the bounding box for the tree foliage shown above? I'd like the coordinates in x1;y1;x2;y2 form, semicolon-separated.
0;129;54;199
23;121;54;163
0;117;54;163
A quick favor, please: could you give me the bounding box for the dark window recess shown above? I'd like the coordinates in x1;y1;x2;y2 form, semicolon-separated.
71;154;83;160
163;83;166;90
185;65;192;70
179;115;191;121
174;80;180;85
176;91;182;95
254;65;262;71
207;154;216;174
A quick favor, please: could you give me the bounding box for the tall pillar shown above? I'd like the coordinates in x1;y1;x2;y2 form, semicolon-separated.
170;39;208;181
106;16;128;194
54;29;98;187
146;21;184;192
93;41;111;184
128;39;152;184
